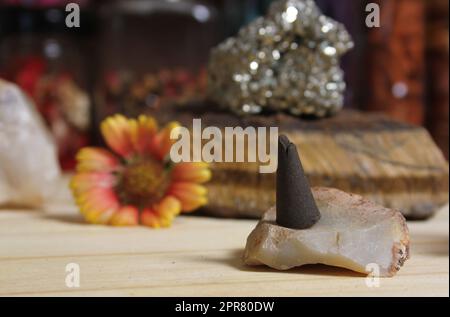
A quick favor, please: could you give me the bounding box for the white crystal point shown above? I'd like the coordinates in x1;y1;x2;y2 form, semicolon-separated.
0;79;61;207
244;187;410;277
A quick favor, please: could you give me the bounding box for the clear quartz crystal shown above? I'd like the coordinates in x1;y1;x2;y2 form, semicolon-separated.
0;79;61;207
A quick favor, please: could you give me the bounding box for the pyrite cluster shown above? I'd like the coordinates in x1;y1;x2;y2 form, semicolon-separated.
208;0;353;117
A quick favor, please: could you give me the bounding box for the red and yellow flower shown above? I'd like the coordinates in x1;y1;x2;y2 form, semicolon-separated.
70;114;211;228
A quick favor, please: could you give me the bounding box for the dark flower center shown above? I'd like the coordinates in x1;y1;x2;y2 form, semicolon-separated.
117;159;170;208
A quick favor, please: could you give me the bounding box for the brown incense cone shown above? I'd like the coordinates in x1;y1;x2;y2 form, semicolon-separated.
276;135;321;229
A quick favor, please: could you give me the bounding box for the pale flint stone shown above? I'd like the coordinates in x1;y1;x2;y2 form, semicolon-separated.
244;187;410;277
0;79;61;207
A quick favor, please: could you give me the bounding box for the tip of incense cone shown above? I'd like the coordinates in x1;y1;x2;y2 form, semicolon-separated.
276;135;321;229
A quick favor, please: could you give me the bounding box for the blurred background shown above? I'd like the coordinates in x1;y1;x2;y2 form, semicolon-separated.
0;0;448;170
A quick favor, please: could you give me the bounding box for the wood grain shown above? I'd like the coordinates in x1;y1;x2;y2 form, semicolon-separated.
0;194;448;296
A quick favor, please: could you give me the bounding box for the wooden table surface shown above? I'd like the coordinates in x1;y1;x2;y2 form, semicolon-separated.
0;188;448;296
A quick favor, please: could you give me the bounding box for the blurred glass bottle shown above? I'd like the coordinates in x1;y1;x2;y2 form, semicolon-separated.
0;0;95;170
95;0;218;124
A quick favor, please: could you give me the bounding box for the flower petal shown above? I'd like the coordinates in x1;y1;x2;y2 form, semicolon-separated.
140;196;181;228
154;196;181;227
152;121;180;160
84;207;117;225
132;115;158;155
75;147;119;173
172;162;211;183
70;172;116;194
76;187;117;209
140;208;161;228
75;188;119;224
109;206;139;226
169;182;208;212
101;114;135;158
